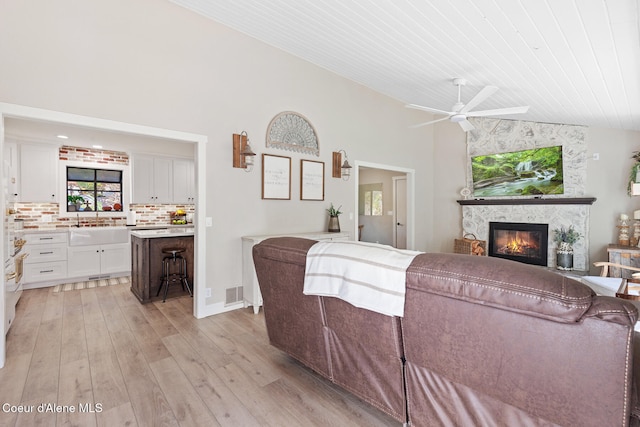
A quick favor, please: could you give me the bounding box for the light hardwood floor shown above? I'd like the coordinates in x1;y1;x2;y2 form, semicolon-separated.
0;283;399;427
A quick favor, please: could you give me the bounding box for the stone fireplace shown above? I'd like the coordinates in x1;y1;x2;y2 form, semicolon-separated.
460;200;593;270
488;222;548;266
461;118;592;270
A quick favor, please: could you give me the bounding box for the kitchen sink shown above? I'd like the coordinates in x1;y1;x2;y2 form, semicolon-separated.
69;227;130;246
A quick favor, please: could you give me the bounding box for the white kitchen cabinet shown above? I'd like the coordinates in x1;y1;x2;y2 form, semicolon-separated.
67;243;130;278
4;142;19;202
241;232;351;314
172;158;195;203
23;232;68;285
132;155;172;203
19;143;58;202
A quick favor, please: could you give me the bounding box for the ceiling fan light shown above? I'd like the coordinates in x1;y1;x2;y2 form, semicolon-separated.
450;114;466;123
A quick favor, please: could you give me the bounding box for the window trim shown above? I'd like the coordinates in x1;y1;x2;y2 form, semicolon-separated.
58;160;130;219
66;166;123;213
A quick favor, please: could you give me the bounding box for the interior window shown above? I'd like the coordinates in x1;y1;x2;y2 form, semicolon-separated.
359;183;383;216
67;166;123;212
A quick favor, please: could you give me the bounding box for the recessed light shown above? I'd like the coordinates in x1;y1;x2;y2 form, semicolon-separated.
57;134;69;139
92;144;103;149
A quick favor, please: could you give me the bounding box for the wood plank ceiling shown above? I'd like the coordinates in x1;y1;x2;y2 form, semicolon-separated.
170;0;640;131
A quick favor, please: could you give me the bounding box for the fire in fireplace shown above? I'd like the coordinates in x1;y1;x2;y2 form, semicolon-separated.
488;222;548;266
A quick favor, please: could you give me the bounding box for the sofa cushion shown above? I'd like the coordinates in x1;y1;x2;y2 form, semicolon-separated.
406;253;595;323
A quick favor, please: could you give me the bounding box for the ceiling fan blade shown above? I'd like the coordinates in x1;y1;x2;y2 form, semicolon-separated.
406;104;454;116
466;106;530;117
459;86;498;113
458;120;475;132
409;116;451;128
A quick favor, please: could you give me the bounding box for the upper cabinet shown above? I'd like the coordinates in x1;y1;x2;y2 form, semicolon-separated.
132;154;194;204
172;159;195;204
132;154;172;204
19;143;59;203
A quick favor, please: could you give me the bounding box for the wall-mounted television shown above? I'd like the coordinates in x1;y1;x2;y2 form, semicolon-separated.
471;145;563;197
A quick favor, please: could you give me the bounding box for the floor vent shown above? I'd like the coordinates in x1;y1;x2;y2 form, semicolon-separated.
225;286;243;304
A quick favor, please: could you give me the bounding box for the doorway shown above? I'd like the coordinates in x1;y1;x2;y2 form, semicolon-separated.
354;161;415;250
0;103;207;368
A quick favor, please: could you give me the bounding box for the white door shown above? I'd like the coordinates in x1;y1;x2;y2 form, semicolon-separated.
393;177;407;249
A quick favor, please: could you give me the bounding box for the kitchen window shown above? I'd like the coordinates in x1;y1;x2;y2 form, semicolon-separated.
67;166;123;212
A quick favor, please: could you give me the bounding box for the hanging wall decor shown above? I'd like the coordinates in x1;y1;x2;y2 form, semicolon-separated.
300;159;324;201
266;111;319;156
262;154;291;200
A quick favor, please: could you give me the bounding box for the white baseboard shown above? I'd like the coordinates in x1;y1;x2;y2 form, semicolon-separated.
196;301;245;318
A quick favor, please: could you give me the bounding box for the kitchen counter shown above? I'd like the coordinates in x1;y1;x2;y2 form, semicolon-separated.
22;224;194;233
130;227;194;239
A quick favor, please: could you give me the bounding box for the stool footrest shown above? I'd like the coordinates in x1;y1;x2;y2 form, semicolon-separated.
156;251;192;302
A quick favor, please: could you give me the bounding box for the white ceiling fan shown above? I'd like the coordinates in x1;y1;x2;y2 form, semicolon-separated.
406;78;530;132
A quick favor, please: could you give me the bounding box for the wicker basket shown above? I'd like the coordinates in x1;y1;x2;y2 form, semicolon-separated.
454;233;486;256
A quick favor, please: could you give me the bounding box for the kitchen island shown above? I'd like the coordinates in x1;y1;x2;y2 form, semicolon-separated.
130;228;194;303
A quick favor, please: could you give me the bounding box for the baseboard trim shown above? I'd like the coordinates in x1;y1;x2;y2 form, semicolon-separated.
196;301;244;318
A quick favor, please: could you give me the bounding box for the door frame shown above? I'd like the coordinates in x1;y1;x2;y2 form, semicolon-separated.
392;176;407;248
0;102;208;368
353;160;415;250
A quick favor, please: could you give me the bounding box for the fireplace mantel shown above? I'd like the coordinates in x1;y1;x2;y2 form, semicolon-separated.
457;197;596;206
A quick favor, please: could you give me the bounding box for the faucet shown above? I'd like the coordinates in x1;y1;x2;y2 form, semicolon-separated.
95;211;100;226
75;213;80;227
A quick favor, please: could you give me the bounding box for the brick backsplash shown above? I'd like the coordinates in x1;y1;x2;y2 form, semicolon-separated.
16;203;194;229
17;145;193;229
59;145;129;164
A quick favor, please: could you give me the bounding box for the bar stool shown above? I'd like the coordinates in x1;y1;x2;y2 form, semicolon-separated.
156;248;192;302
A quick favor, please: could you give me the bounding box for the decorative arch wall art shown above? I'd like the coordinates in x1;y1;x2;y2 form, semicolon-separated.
266;111;319;156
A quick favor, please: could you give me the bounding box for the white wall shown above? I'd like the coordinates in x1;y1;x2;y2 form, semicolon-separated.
0;0;435;306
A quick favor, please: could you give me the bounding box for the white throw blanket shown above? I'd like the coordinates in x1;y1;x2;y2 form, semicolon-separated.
303;241;421;317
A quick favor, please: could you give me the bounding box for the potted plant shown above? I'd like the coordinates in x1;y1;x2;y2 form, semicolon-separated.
67;195;84;212
552;225;582;270
326;203;342;232
628;151;640;196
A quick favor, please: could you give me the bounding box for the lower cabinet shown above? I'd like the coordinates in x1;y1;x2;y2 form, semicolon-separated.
23;230;131;288
23;232;68;285
607;244;640;278
67;243;130;279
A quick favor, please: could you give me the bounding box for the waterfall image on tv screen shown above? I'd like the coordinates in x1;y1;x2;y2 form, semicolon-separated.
471;146;564;197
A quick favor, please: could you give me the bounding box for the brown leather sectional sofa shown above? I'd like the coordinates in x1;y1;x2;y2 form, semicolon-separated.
252;237;640;426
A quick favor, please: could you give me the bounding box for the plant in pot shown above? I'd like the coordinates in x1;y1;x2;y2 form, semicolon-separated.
552;225;582;270
326;203;342;232
627;151;640;196
67;195;84;212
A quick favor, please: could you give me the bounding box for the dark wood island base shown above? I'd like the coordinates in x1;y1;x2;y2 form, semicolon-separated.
130;231;194;303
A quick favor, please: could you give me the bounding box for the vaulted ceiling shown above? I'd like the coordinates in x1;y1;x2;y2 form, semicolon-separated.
171;0;640;131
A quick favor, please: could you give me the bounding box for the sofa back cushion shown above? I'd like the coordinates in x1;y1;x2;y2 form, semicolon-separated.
407;253;595;323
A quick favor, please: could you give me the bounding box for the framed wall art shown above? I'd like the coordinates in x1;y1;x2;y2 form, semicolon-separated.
300;159;324;201
262;154;291;200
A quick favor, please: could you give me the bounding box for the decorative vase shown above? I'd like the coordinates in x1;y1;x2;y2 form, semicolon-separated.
618;217;631;246
556;242;574;270
328;215;340;232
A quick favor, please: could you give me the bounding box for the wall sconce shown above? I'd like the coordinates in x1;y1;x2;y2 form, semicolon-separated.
332;149;352;181
233;131;256;172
